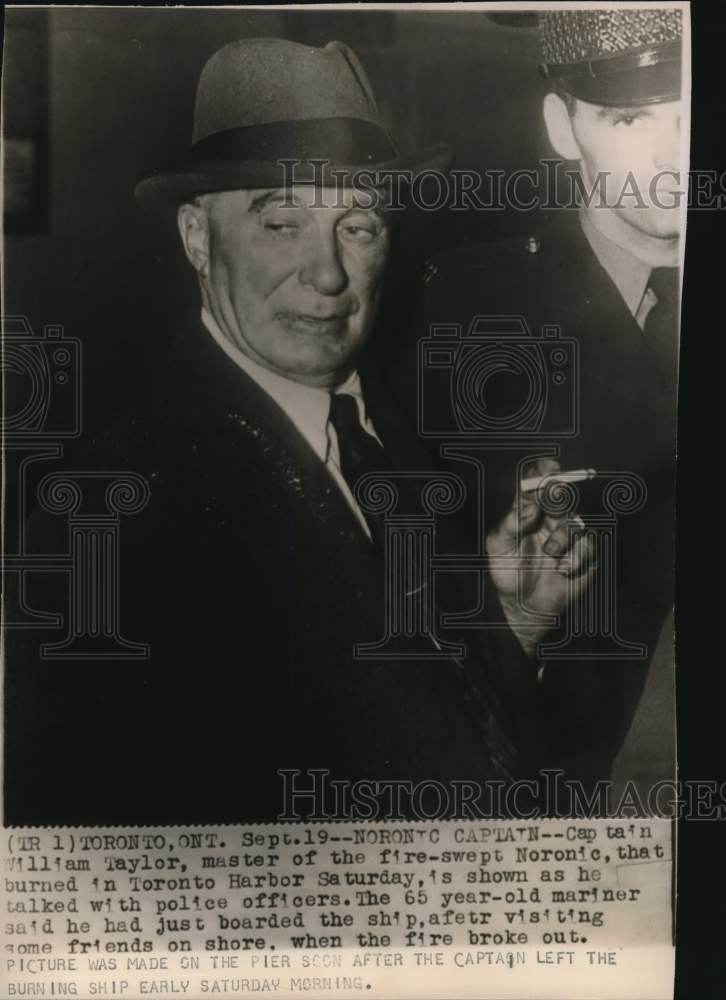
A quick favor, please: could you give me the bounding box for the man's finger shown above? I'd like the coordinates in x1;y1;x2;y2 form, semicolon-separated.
491;494;543;547
521;456;561;482
555;532;597;578
519;496;543;529
531;457;562;477
542;520;572;558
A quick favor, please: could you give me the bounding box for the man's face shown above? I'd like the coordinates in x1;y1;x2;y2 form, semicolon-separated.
569;98;682;240
201;185;390;387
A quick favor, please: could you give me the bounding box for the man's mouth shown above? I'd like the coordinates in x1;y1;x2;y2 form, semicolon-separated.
279;311;350;334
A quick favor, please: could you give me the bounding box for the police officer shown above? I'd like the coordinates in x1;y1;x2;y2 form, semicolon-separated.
408;8;684;791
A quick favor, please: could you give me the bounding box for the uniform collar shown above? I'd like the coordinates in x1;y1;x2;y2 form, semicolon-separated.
579;210;654;318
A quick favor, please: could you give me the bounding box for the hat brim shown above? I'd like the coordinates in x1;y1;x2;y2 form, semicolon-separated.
543;44;682;108
135;145;452;214
556;64;681;108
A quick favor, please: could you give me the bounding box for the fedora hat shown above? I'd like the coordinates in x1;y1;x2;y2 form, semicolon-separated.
135;37;451;211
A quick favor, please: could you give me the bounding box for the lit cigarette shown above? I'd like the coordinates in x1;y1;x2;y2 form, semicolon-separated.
520;468;597;494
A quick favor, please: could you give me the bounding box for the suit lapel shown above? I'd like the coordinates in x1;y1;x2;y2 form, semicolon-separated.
160;319;374;546
161;320;522;776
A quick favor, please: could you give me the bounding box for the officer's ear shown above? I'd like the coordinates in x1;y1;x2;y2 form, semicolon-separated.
542;92;582;161
177;200;211;278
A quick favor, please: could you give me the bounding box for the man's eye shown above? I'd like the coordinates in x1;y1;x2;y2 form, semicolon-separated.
339;223;377;243
264;221;299;234
613;114;640;127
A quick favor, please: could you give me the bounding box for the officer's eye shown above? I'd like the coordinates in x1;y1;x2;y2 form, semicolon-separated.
611;111;646;128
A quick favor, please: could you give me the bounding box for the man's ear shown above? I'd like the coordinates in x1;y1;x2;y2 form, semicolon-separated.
542;92;581;161
177;203;211;277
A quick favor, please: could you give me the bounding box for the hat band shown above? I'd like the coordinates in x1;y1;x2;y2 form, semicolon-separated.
542;39;681;83
191;117;398;167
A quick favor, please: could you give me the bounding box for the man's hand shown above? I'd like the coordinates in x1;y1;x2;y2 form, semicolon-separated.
486;458;596;658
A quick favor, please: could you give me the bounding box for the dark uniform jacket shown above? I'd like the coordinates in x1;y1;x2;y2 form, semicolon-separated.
5;317;541;826
391;210;677;785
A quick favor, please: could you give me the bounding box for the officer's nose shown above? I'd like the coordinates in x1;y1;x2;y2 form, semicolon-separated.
298;231;349;297
653;113;681;171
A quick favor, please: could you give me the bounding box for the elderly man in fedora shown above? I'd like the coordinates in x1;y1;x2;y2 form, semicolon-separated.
7;38;594;825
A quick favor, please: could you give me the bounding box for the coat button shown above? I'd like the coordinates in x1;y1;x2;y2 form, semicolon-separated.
524;236;541;254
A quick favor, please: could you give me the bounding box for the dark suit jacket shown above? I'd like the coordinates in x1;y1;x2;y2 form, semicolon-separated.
390;211;677;784
5;318;539;825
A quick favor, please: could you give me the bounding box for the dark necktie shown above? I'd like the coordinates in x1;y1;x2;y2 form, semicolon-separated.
327;391;391;545
643;266;680;395
328;390;519;780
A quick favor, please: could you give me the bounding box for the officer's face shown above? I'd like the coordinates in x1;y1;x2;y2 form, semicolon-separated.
569;98;682;240
186;186;390;387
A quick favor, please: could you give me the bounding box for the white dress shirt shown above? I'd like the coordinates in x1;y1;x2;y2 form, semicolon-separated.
201;309;381;537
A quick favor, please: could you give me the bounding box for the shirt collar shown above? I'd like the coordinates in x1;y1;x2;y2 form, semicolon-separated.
201;308;365;463
332;369;372;429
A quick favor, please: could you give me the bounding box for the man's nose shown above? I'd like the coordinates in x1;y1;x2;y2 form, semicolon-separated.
654;115;681;171
298;233;349;296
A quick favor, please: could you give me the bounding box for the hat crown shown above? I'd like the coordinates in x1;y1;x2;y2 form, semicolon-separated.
540;8;682;66
193;37;380;144
135;35;452;212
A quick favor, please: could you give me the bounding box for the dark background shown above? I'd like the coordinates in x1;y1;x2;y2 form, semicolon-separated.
673;6;726;1000
3;5;725;999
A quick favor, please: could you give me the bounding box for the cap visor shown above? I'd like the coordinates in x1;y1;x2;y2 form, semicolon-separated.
556;62;681;107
